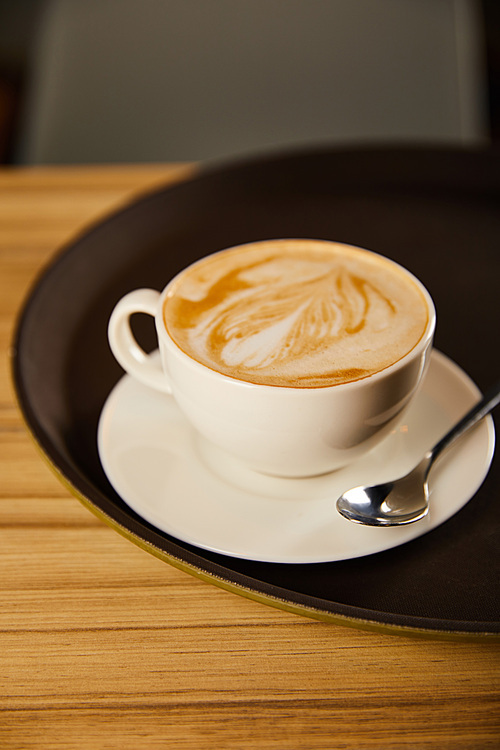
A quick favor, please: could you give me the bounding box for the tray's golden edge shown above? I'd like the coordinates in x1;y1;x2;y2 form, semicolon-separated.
15;397;499;643
70;488;500;642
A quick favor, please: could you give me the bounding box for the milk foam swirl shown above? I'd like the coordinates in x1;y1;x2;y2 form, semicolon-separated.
163;240;429;387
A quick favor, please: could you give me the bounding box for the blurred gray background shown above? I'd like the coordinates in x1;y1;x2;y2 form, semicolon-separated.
0;0;497;165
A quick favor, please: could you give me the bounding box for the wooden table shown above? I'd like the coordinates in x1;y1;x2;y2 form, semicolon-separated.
1;165;499;749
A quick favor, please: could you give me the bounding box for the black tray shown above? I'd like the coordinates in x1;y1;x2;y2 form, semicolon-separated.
12;145;500;639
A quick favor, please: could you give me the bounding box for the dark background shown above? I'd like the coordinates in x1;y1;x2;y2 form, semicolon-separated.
1;0;498;165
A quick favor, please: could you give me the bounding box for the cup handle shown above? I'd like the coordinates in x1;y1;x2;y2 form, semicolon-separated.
108;288;172;394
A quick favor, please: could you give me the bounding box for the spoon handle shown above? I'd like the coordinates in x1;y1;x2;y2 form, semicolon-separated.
429;379;500;466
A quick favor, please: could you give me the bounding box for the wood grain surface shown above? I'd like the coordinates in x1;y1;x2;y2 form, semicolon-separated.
1;165;499;749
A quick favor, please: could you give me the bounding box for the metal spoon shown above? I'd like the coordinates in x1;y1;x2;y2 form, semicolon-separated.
336;380;500;526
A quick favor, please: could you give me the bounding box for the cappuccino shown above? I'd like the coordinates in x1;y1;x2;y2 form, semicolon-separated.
163;240;429;388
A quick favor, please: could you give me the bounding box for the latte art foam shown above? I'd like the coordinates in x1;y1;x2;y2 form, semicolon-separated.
163;240;429;387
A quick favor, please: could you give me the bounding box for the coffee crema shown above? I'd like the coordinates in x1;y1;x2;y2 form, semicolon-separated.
163;240;429;388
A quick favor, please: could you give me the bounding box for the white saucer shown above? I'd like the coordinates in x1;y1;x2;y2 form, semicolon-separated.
97;350;495;564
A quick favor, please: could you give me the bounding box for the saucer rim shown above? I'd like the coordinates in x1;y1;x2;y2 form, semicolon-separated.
97;349;495;565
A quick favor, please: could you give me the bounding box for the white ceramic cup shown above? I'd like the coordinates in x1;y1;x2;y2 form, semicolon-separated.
108;241;435;477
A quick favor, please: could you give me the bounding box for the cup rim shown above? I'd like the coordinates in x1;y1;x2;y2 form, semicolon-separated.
156;239;436;391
